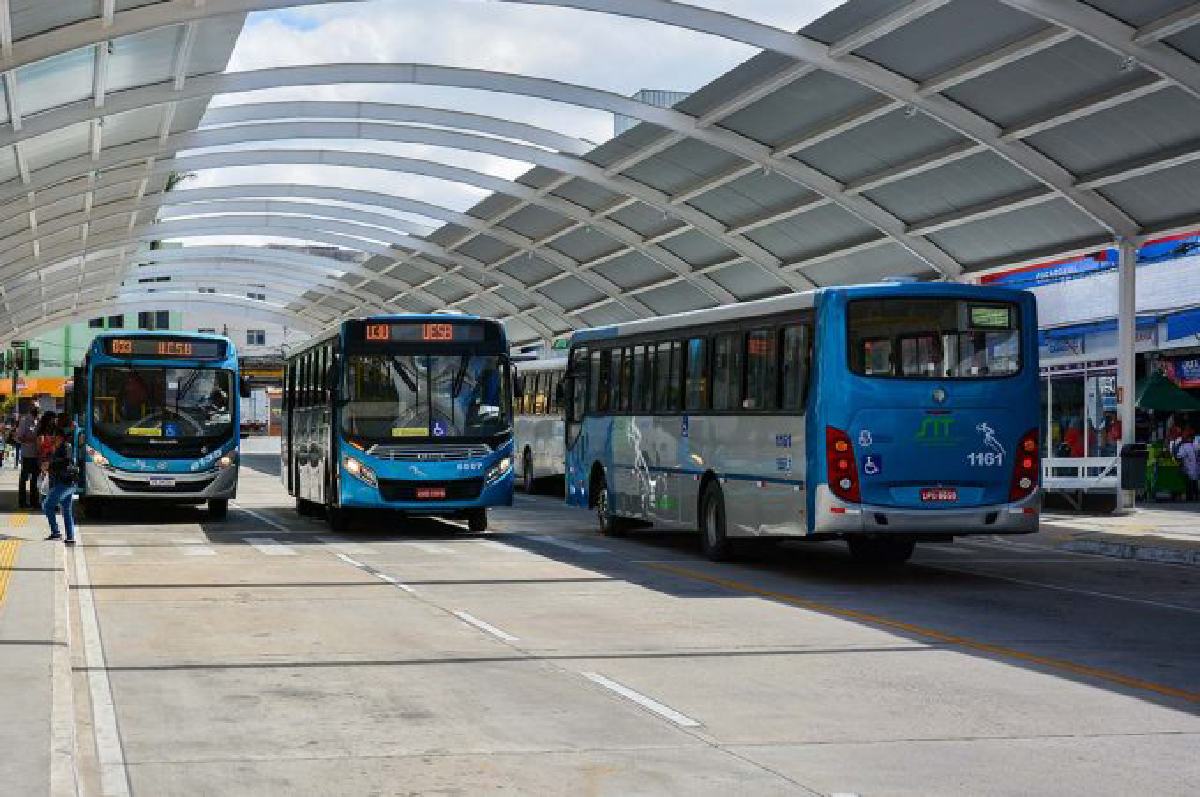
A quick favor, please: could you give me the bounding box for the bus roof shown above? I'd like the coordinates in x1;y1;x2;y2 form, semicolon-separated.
283;313;506;358
91;330;233;343
569;282;1032;345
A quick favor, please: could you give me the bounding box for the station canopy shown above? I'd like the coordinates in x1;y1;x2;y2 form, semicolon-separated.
1;0;1199;346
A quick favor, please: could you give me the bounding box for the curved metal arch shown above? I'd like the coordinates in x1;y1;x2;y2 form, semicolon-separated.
3;118;743;302
201;101;597;155
0;221;574;338
9;62;953;280
0;293;323;344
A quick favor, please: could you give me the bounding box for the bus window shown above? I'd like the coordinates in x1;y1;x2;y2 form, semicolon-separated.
569;349;588;423
631;346;648;413
593;350;613;413
684;337;708;411
712;332;742;411
653;343;674;412
862;338;893;376
900;334;941;377
617;348;633;413
744;328;777;410
781;324;810;412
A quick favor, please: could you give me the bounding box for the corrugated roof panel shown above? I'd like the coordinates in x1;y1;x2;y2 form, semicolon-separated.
802;0;911;45
550;178;621;213
0;148;19;185
549;227;630;264
496;254;561;286
863;150;1041;226
494;286;536;311
16;46;95;116
802;242;931;285
1083;0;1191;27
21;121;91;172
499;205;574;241
657;228;735;266
705;260;790;301
1097;160;1200;229
929;198;1109;268
108;26;181;93
100;106;167;149
1166;26;1200;61
584;122;673;170
720;70;880;150
689;169;819;225
538;275;603;309
38;194;88;225
853;0;1045;82
575;302;638;328
607;202;683;239
943;37;1156;129
743;204;881;263
635;280;714;316
623;139;742;196
423;280;468;304
591;251;674;291
1026;87;1200;176
456;235;516;265
796;107;968;185
10;1;95;40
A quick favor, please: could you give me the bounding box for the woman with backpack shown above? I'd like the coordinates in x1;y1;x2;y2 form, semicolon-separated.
43;413;80;545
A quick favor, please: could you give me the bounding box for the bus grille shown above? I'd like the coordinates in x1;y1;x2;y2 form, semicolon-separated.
110;476;216;494
378;478;483;501
367;444;491;461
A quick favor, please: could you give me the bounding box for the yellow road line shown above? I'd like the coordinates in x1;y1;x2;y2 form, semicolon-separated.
0;538;20;607
643;561;1200;704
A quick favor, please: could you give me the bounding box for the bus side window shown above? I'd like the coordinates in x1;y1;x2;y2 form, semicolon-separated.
534;371;547;414
631;346;647;413
684;337;708;411
589;351;607;413
653;343;671;412
570;350;588;422
781;324;811;412
712;332;742;411
617;348;633;413
745;328;778;411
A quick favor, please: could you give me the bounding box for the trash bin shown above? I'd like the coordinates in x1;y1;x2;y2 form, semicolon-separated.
1120;443;1148;491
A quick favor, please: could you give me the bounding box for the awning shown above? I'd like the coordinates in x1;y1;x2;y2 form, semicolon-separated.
1135;372;1200;412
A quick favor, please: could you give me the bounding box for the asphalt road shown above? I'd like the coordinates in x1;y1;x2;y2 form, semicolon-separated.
64;454;1200;796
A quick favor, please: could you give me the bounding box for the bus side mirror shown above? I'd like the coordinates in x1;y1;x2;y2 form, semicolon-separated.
239;376;252;399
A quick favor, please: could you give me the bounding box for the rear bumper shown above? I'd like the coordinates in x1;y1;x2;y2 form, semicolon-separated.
812;484;1040;535
84;462;238;500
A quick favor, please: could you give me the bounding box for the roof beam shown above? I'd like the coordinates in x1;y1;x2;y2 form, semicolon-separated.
1132;4;1200;44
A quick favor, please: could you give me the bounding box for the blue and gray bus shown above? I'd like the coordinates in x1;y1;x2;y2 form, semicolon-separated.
564;283;1040;563
282;315;514;532
76;331;243;520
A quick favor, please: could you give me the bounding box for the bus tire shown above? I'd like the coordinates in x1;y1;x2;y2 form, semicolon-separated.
327;506;350;532
81;497;103;520
847;537;915;565
593;473;629;537
699;482;734;562
522;450;535;494
208;498;229;520
467;509;488;533
295;497;310;516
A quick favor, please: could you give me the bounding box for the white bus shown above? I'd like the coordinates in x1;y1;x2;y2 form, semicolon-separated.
513;357;566;493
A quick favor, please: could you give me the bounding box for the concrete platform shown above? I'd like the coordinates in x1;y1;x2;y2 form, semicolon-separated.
3;453;1200;795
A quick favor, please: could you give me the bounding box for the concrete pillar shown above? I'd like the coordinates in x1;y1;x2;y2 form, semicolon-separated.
1116;238;1137;510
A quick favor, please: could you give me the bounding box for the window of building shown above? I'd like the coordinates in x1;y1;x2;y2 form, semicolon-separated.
247;292;266;301
88;317;104;328
138;310;170;330
712;332;742;411
745;329;778;410
197;328;217;335
107;315;124;329
246;329;266;346
26;348;39;372
684;337;708;411
199;287;216;294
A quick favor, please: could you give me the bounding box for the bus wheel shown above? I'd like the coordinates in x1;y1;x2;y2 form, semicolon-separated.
81;498;103;520
594;479;628;537
848;537;915;565
467;509;488;533
522;451;535;494
208;498;229;520
327;506;350;532
699;482;733;561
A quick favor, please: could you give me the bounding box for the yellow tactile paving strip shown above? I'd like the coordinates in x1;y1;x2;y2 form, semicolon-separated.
0;536;21;608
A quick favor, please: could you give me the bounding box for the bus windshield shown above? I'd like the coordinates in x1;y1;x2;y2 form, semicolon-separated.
92;367;234;443
342;354;510;440
848;298;1021;379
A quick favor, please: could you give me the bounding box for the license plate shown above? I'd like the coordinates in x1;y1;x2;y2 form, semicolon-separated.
920;487;957;502
149;476;176;488
415;487;446;500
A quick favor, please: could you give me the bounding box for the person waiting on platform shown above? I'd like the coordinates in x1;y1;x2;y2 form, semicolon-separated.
1177;434;1199;503
15;405;41;507
42;414;80;545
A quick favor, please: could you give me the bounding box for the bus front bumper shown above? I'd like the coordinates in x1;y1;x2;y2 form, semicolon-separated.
339;472;514;513
84;462;238;500
812;485;1040;536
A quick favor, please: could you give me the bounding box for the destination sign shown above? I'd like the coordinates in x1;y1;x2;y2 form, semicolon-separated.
105;338;226;359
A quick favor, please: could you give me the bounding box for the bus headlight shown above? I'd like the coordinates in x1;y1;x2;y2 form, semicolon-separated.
86;446;110;468
342;455;377;487
486;456;513;483
218;452;238;469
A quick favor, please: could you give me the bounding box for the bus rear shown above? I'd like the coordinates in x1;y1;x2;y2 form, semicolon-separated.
334;317;514;531
812;284;1040;558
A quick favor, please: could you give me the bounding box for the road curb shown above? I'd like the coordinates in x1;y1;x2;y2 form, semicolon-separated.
49;543;79;797
1060;539;1200;567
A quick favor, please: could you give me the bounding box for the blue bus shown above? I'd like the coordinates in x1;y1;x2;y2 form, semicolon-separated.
282;315;514;532
564;283;1040;563
76;331;243;520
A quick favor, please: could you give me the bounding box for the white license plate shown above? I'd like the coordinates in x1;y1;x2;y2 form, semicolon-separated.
149;477;176;487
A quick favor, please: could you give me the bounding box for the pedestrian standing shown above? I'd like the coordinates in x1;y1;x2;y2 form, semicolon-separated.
42;414;79;545
1177;434;1200;503
15;405;40;507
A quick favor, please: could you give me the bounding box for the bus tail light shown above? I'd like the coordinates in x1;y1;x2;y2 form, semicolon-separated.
825;426;860;504
1010;429;1039;502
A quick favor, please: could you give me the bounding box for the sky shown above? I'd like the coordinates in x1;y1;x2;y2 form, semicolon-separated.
175;0;847;248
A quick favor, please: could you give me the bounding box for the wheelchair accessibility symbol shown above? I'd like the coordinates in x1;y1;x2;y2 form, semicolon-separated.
862;454;882;476
432;421;447;437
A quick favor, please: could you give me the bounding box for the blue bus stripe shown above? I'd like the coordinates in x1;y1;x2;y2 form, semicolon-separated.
614;463;804;488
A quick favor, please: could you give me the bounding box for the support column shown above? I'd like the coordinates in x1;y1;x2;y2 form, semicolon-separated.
1116;237;1137;510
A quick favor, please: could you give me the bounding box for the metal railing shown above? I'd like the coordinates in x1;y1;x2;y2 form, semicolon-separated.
1042;456;1120;492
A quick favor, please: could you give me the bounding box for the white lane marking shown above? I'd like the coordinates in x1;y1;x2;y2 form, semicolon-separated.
408;542;456;555
244;537;296;556
374;572;416;593
100;539;132;557
526;535;609;554
583;672;701;728
174;538;216;557
931;565;1200;615
73;548;132;797
234;505;290;532
316;535;373;555
335;553;364;568
49;544;77;797
453;611;519;642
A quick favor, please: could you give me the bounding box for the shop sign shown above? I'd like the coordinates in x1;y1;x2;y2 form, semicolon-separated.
1163;357;1200;388
1046;335;1084;356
